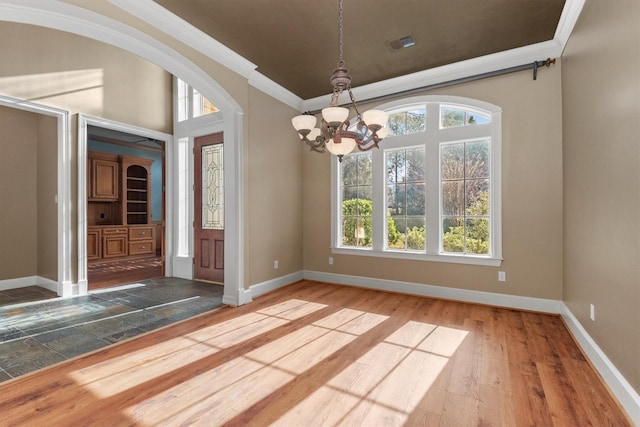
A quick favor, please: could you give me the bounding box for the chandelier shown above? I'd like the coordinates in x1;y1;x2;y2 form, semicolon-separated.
291;0;389;161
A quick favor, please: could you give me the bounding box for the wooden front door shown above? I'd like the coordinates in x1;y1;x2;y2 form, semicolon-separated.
194;133;224;283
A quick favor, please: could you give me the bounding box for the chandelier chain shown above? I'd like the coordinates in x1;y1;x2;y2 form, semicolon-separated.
337;0;345;68
291;0;388;160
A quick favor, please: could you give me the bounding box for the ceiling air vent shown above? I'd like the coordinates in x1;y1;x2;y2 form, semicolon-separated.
387;35;416;51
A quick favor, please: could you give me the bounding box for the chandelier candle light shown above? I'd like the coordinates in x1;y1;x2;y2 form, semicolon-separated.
291;0;390;161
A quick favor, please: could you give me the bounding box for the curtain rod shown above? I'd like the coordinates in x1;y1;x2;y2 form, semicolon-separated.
309;58;556;114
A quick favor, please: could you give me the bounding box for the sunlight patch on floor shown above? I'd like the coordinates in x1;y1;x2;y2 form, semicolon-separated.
69;299;327;398
272;321;467;426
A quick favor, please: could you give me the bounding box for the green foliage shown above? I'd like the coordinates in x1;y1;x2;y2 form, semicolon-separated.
406;226;425;250
342;199;411;248
442;191;489;254
342;199;372;247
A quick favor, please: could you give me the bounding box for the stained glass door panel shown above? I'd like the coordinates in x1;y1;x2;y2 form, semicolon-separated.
194;133;224;283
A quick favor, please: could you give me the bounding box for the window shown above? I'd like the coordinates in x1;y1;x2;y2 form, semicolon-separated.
332;96;502;266
176;78;219;122
340;153;372;248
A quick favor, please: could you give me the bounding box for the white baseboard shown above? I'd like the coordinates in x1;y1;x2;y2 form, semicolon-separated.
560;305;640;425
0;276;61;295
300;270;639;423
222;287;253;306
303;270;563;313
249;271;304;299
0;276;38;291
36;276;59;293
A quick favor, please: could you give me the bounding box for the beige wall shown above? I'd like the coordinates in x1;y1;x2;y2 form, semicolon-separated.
247;87;303;284
0;107;57;281
0;22;172;133
562;0;640;394
303;67;564;300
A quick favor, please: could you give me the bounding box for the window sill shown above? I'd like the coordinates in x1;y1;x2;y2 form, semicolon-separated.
331;247;503;267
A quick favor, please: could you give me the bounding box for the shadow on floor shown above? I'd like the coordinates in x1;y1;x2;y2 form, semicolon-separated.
0;277;224;383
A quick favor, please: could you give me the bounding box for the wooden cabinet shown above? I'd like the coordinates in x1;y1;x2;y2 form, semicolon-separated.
87;153;157;264
128;225;155;256
122;156;154;225
102;226;128;258
88;152;119;201
87;227;102;261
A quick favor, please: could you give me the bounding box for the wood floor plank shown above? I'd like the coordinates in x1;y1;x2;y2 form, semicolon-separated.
0;280;632;427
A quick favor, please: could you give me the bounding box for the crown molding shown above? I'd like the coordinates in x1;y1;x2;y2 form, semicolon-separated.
554;0;586;50
109;0;303;111
302;39;564;112
109;0;256;79
248;71;304;111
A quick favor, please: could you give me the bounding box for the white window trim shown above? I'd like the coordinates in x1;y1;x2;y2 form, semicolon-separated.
331;95;503;267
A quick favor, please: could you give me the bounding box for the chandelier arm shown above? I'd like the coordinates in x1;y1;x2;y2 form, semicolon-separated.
301;134;327;153
347;88;363;121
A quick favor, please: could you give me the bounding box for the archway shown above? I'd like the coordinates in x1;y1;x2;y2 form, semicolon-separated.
0;1;246;304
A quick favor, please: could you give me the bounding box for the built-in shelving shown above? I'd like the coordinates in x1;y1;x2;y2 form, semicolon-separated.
122;158;153;225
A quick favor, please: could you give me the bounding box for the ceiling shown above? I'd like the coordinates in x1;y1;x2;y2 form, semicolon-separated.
153;0;566;100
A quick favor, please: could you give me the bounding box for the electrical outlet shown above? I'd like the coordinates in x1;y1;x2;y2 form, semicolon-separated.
498;271;506;282
274;260;278;269
329;257;334;265
590;304;595;321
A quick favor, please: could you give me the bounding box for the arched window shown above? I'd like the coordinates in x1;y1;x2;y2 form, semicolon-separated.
332;96;502;266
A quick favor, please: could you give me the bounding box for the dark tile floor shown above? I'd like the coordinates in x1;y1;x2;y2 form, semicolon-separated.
0;277;224;383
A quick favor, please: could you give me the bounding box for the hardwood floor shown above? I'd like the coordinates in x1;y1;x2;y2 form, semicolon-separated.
88;256;163;290
0;280;631;426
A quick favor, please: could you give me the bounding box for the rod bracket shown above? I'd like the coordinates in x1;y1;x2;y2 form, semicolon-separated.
533;58;556;80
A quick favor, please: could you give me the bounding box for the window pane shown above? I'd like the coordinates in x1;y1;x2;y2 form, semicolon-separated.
442;181;464;216
385;147;426;251
358;186;372;206
441;107;491;129
465;179;489;212
388;108;426;136
465;140;490;179
406;148;425;182
193;89;219;118
406;218;426;250
358;154;373;185
340;153;373;248
406;110;426;134
441;139;491;255
387;150;406;183
389;216;407;249
442;216;464;253
356;217;372;248
465;218;489;254
342;217;356;246
342;156;358;186
406;183;425;215
441;108;465;128
387;184;405;215
343;186;357;202
389;113;406;136
441;143;464;180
